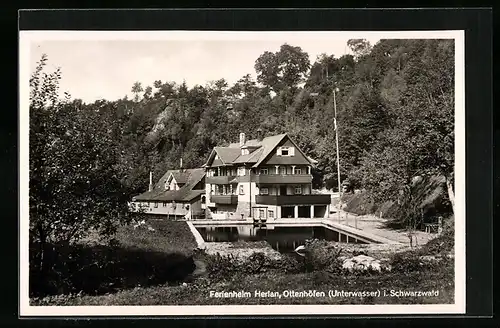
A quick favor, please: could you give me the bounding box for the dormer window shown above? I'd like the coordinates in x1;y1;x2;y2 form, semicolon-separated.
277;146;294;157
241;149;250;156
215;154;219;160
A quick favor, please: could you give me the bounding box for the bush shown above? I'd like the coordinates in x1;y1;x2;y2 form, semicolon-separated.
275;254;306;274
390;252;423;274
304;239;344;274
420;219;454;256
204;253;241;281
241;252;271;274
389;250;450;275
260;240;346;275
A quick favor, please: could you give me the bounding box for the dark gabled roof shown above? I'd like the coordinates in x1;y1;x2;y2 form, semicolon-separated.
213;147;241;164
250;133;288;167
203;134;285;167
231;147;262;164
145;169;177;193
205;133;318;168
133;168;205;202
171;171;190;184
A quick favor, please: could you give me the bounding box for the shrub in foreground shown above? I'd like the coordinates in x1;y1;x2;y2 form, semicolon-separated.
204;253;242;281
304;239;344;274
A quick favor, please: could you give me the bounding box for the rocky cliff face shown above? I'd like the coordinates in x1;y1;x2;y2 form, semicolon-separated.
143;99;176;147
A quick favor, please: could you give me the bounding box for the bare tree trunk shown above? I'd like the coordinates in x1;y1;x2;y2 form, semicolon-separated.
446;177;455;215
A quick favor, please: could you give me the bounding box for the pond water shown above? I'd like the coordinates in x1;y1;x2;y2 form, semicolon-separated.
195;224;368;253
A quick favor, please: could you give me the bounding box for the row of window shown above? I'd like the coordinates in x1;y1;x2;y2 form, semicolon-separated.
209;165;309;177
211;185;305;196
258;209;274;218
139;202;186;209
259;167;304;175
259;186;303;195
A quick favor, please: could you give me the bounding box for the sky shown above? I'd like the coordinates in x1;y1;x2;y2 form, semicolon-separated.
27;32;385;103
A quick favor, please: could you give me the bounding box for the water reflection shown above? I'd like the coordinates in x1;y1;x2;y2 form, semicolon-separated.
195;225;367;253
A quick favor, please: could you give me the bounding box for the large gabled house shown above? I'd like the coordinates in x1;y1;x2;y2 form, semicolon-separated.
130;168;206;220
203;132;331;220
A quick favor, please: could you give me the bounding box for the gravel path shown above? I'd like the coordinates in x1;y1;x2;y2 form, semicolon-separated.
327;210;436;246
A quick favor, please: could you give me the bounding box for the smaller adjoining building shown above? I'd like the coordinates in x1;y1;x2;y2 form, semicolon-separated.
130;168;206;220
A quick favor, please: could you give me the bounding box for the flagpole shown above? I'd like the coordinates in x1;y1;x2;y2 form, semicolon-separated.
333;87;342;224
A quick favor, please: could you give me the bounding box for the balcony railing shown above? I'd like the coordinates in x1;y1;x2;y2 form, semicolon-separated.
206;176;237;184
210;194;238;205
253;174;312;184
255;194;331;205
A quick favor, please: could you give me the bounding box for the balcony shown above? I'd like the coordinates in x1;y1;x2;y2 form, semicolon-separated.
210;194;238;205
206;176;237;184
253;174;312;184
255;194;331;206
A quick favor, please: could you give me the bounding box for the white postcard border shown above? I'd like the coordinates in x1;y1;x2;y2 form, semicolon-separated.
19;30;466;316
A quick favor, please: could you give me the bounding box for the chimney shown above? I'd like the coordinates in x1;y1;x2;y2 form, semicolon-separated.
180;157;183;169
256;128;263;141
148;171;153;192
239;132;246;147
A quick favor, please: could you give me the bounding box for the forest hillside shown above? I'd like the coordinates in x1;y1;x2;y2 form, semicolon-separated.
29;38;455;240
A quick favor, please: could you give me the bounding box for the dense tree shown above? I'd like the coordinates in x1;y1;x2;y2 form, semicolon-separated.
143;86;153;100
347;38;372;59
254;44;310;92
29;56;135;282
228;74;258;99
131;81;144;102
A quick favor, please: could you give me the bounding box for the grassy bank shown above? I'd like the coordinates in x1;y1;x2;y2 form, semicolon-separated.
31;218;454;306
29;219;197;300
113;219;198;255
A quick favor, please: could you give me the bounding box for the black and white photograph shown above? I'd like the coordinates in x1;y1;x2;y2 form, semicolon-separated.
19;29;465;316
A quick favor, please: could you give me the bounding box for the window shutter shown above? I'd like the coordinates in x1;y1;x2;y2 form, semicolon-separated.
277;147;282;156
290;147;295;156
